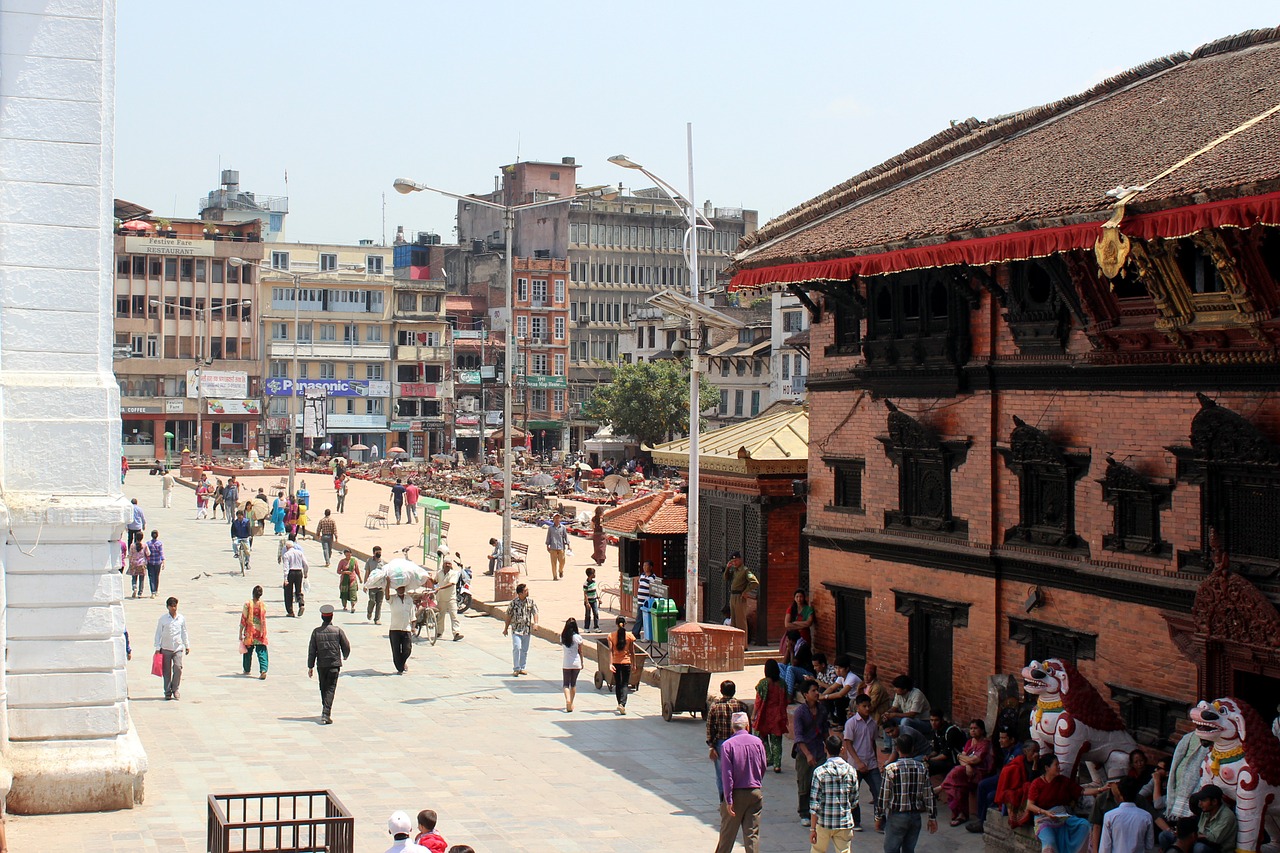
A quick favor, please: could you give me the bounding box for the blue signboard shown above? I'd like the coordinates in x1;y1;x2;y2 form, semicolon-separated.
262;378;390;398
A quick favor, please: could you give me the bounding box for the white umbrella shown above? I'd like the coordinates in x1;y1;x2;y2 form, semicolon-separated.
575;462;594;472
362;557;433;591
319;442;334;450
602;474;632;497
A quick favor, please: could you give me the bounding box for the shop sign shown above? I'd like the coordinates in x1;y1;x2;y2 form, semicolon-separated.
389;421;412;432
456;370;481;385
164;399;185;413
398;383;438;398
456;415;479;426
263;378;391;398
266;416;290;433
206;398;261;416
124;236;215;257
522;374;567;389
187;369;248;398
122;405;161;414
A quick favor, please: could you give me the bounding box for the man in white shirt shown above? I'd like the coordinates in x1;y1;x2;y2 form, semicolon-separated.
1099;776;1154;853
384;810;427;852
281;536;309;617
819;654;863;725
161;470;176;508
434;553;464;643
153;596;190;700
386;585;415;674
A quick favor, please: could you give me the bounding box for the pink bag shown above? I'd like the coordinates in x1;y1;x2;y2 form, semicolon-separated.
151;651;164;677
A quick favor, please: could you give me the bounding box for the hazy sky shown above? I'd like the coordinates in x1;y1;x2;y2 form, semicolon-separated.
115;1;1278;245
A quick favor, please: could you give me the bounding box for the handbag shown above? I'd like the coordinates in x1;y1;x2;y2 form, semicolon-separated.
238;640;248;655
151;651;164;677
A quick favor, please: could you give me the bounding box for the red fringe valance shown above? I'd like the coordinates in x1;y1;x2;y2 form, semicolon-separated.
729;191;1280;290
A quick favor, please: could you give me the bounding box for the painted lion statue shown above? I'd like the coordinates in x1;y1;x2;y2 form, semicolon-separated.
1021;658;1136;782
1190;697;1280;853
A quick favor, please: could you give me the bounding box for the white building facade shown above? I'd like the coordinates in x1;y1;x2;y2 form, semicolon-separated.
0;0;147;811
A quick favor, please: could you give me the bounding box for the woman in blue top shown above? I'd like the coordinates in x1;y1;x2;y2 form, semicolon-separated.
270;491;286;536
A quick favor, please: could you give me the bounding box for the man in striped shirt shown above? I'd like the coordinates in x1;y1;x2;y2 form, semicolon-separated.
633;560;656;639
875;734;938;852
809;735;859;853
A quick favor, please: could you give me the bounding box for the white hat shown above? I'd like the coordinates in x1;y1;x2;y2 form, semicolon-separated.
387;810;413;835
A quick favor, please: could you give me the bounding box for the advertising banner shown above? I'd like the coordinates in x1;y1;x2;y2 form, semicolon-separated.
302;390;327;439
206;398;261;416
187;369;249;398
263;378;390;398
398;383;437;398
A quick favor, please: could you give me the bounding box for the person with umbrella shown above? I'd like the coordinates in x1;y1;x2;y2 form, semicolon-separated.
307;604;350;725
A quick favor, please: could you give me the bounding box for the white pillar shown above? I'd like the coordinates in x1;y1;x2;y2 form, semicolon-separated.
0;0;146;812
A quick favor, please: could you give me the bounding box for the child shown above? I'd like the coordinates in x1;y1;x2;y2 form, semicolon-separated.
414;809;447;853
583;568;600;631
721;605;732;626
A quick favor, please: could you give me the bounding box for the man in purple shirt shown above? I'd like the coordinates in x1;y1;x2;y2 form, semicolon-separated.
842;692;881;832
716;712;766;853
794;678;830;826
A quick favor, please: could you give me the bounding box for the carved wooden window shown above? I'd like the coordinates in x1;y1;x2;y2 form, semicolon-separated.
832;295;861;353
1106;684;1184;748
877;401;969;536
998;416;1090;551
1009;616;1096;665
1174;240;1223;295
1005;259;1071;353
862;270;971;369
1099;458;1172;557
825;457;865;514
824;583;871;673
1170;393;1280;576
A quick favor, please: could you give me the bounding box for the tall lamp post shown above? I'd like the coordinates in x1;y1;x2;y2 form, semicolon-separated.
609;125;731;624
151;298;253;460
392;177;615;564
229;258;363;499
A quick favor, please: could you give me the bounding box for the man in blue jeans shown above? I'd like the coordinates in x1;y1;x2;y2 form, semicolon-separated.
502;584;538;676
875;734;938;852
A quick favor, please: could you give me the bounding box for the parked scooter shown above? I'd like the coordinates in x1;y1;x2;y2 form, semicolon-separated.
452;551;473;613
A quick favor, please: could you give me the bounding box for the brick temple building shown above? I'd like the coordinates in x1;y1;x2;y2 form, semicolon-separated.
729;29;1280;736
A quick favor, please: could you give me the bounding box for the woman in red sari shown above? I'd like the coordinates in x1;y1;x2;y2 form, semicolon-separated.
753;659;789;773
939;718;995;824
239;585;269;678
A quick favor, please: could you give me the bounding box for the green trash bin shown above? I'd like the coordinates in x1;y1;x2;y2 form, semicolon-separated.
651;598;677;644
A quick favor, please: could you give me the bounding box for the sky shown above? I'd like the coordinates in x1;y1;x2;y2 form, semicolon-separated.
114;1;1279;246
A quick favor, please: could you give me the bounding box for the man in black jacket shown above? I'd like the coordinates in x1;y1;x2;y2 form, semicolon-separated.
307;604;350;725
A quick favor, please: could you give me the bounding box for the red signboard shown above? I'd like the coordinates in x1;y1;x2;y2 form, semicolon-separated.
399;383;438;398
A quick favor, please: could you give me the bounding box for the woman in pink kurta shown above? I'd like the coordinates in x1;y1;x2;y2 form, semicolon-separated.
939;718;994;824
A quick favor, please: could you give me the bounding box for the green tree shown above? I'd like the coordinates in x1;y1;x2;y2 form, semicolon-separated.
581;359;720;447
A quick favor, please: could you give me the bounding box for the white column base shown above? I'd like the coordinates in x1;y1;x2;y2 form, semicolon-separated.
4;728;146;814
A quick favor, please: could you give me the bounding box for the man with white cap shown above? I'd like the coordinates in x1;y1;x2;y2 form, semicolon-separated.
384;810;428;852
434;549;464;643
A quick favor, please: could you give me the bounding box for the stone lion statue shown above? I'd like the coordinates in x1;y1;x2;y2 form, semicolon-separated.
1021;658;1135;782
1190;697;1280;853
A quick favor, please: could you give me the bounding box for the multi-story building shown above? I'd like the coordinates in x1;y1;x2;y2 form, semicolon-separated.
391;234;451;458
112;206;265;459
445;290;496;459
199;169;288;243
704;304;773;428
772;293;810;402
565;192;758;448
455;156;759;452
259;241;394;458
727;30;1280;732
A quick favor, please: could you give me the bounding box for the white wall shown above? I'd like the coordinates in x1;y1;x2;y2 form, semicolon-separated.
0;0;146;812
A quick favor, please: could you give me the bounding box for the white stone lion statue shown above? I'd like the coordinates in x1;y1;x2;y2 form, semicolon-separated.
1021;658;1136;783
1190;697;1280;853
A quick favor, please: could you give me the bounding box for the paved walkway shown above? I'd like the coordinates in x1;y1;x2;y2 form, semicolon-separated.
9;470;982;852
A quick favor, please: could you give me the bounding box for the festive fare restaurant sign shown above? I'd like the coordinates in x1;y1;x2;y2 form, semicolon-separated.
124;236;215;257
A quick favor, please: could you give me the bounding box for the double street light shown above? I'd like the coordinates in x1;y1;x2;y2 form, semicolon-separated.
228;257;364;499
149;297;253;461
609;124;738;625
393;176;616;563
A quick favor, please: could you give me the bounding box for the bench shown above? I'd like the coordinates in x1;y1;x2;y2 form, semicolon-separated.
599;585;620;612
510;541;529;573
366;503;390;529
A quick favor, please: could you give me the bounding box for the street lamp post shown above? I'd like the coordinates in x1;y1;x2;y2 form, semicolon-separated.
393;177;615;566
609;124;721;624
151;298;252;461
229;258;363;499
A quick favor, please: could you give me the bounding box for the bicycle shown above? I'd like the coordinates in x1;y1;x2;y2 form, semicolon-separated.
233;537;251;576
413;588;438;645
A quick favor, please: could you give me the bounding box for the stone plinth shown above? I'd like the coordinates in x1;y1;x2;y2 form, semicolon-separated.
495;566;520;601
668;623;745;672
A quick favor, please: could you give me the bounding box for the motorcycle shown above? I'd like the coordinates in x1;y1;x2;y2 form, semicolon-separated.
452;551;473;613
